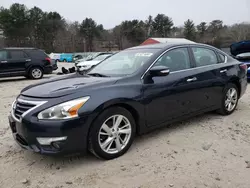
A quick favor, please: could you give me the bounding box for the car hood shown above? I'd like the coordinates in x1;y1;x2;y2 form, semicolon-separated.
230;41;250;56
21;73;118;98
77;60;101;66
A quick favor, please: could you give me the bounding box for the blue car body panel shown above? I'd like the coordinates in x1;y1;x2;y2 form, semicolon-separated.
60;54;73;62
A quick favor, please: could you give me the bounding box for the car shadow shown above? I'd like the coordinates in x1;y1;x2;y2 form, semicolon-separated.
17;112;220;169
0;77;27;83
0;76;53;83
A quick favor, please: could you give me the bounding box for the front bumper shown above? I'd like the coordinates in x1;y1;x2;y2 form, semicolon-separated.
8;114;91;156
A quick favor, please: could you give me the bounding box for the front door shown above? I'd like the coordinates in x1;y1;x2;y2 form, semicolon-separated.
143;47;204;127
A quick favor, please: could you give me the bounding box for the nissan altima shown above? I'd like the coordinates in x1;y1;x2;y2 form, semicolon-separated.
9;42;247;160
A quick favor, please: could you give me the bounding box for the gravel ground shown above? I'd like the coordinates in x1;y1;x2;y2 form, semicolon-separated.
0;63;250;188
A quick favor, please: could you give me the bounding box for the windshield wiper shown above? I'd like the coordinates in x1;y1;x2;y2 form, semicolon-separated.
87;73;109;77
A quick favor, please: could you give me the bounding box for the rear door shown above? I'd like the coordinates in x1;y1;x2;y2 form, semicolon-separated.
6;50;30;73
189;46;225;108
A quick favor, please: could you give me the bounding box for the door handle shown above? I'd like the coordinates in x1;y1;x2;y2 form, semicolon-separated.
187;77;197;82
25;59;31;62
220;69;227;73
0;60;7;63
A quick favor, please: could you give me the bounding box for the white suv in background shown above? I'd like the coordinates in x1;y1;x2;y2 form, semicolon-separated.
76;53;113;71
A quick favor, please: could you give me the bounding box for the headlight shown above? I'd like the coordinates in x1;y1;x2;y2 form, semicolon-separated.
38;97;90;120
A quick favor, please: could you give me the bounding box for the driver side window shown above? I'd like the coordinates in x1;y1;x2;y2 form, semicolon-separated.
153;48;191;72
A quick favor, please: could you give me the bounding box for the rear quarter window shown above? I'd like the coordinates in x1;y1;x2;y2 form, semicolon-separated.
218;53;226;63
26;50;48;58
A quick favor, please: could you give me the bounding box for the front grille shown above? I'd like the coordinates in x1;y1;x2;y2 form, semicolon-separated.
14;100;36;120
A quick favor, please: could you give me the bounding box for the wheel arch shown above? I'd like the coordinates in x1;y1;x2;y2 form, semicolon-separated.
86;99;145;137
228;77;241;96
26;65;44;74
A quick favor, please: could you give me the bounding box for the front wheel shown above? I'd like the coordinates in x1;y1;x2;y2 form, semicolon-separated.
89;107;136;160
217;83;239;115
29;67;43;79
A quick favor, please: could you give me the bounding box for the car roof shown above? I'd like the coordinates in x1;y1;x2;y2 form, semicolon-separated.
128;42;221;51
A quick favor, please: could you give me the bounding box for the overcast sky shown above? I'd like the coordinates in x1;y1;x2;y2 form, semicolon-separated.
1;0;250;29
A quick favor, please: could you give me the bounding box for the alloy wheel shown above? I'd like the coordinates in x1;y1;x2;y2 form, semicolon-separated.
98;115;132;154
225;88;238;112
31;68;42;79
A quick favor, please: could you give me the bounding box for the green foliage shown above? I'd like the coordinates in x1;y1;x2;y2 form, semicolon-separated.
184;19;196;41
152;14;173;37
0;3;250;51
79;18;104;51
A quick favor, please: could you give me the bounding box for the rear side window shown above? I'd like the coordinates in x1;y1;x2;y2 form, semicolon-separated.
192;47;218;67
27;50;47;58
0;50;8;59
9;50;28;59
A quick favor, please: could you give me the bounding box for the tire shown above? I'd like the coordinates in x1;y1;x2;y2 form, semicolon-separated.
88;107;136;160
29;67;44;79
217;83;239;115
63;59;67;62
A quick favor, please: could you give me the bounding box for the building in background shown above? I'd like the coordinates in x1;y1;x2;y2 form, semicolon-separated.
140;38;195;46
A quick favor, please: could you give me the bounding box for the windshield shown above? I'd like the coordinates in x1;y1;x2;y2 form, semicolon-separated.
88;49;158;76
94;54;111;61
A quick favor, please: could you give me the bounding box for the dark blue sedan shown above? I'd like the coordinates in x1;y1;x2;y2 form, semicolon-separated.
9;42;248;159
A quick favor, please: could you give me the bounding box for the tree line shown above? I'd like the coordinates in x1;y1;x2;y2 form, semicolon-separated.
0;3;250;53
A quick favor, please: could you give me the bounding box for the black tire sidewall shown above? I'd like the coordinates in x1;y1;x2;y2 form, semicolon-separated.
89;107;136;160
220;83;239;115
29;67;43;79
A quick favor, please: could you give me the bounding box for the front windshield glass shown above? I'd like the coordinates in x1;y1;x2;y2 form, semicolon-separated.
88;49;158;76
94;54;111;61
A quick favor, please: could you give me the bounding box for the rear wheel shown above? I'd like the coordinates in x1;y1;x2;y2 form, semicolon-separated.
217;83;239;115
89;107;136;160
29;67;43;79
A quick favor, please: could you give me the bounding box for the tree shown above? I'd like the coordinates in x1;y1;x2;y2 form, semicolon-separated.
121;20;146;45
28;6;44;46
0;3;30;46
145;15;153;37
79;18;103;51
227;23;250;42
183;19;196;41
152;14;173;37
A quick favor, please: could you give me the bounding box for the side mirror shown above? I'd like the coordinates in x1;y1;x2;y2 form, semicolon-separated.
149;66;170;77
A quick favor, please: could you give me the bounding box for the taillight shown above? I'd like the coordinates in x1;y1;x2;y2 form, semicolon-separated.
240;63;247;74
45;57;51;64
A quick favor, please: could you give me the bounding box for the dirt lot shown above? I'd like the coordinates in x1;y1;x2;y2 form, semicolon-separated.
0;63;250;188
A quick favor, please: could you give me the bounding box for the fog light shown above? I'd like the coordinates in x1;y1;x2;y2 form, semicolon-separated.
51;142;61;149
37;137;67;145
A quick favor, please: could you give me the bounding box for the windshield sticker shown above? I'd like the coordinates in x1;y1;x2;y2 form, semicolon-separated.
135;53;153;57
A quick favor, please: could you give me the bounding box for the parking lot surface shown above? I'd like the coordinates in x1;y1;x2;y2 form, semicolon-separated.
0;63;250;188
